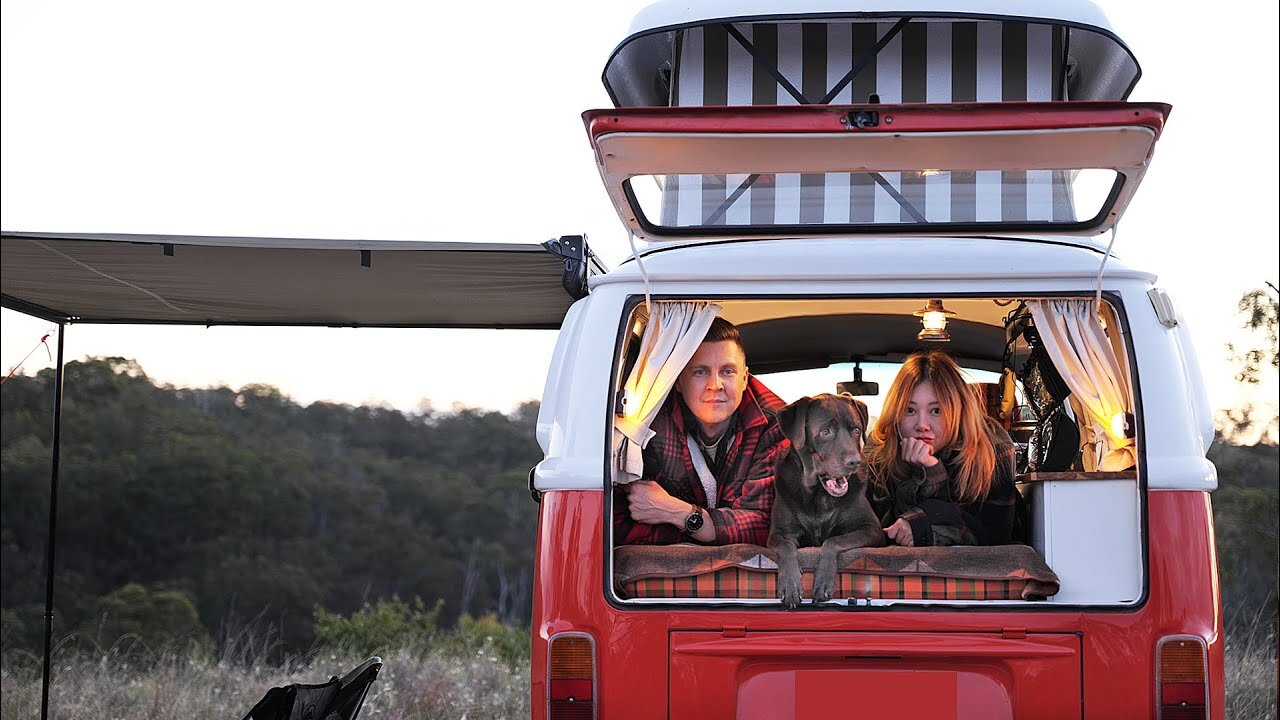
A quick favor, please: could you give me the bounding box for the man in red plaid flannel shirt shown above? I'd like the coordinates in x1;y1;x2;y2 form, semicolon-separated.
614;318;787;546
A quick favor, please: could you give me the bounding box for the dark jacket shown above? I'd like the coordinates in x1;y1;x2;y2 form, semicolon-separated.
873;422;1022;546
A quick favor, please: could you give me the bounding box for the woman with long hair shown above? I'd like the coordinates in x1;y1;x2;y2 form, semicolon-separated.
864;349;1021;547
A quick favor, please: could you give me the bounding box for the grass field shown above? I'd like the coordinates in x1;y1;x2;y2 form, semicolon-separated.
2;618;1274;719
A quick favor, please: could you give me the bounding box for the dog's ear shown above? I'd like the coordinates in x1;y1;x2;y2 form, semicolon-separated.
845;395;870;441
778;396;811;449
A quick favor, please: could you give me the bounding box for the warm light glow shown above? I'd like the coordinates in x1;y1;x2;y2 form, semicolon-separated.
913;299;956;342
620;388;639;419
920;168;941;177
920;310;947;331
1110;411;1133;439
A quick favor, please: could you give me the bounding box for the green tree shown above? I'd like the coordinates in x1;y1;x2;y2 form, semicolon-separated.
313;596;443;657
1221;284;1279;443
79;583;208;651
1227;283;1279;385
1212;285;1279;621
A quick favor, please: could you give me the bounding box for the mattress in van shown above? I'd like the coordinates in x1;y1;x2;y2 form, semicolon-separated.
615;543;1059;601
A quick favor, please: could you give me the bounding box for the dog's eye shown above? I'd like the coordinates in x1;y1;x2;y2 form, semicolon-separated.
819;427;832;437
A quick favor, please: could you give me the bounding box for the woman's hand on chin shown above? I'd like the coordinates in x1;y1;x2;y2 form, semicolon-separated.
901;437;939;468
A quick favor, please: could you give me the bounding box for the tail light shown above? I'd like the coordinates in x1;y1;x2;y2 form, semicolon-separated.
1157;635;1208;720
548;633;596;720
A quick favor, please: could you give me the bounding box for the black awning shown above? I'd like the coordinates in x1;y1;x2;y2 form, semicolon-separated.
1;232;604;328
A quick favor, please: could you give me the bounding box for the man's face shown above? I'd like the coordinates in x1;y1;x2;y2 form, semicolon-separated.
675;341;748;436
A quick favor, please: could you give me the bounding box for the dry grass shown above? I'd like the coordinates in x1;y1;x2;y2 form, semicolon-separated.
1;641;528;720
1225;608;1278;720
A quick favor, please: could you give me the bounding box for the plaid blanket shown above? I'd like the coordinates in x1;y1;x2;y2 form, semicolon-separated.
615;543;1059;601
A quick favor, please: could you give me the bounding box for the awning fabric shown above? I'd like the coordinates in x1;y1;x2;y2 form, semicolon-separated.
1;232;604;328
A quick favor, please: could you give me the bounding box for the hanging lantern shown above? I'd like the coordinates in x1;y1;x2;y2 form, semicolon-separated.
913;298;956;342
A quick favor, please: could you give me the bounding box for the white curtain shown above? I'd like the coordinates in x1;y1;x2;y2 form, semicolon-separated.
613;301;721;484
1028;299;1136;471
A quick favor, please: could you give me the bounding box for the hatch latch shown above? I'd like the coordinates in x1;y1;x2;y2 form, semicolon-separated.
840;110;879;130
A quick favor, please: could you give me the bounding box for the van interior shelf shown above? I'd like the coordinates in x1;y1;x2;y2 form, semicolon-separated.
1016;470;1138;483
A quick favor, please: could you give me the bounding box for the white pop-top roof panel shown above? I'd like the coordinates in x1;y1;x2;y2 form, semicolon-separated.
624;0;1121;36
604;0;1141;106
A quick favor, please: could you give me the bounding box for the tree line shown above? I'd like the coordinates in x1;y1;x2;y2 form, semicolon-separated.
1;357;542;654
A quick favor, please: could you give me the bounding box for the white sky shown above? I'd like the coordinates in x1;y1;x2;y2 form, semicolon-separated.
3;0;1277;418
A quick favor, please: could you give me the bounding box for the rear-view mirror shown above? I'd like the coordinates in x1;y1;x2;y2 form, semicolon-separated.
836;380;879;396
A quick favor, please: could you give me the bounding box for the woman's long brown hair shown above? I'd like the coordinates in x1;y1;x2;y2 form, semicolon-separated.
864;350;1001;503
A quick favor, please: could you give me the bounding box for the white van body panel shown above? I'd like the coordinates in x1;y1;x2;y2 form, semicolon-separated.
536;300;585;453
533;288;626;492
1121;284;1218;490
595;237;1155;286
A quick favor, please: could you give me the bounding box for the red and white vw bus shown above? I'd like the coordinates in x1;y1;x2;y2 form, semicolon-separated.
527;2;1224;719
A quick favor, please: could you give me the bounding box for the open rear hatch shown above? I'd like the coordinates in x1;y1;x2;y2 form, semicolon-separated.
584;102;1169;241
669;630;1082;719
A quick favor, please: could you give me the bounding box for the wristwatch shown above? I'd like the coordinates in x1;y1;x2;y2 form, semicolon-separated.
683;505;704;533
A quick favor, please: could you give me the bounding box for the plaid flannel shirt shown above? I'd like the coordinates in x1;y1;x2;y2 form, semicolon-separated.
614;376;787;546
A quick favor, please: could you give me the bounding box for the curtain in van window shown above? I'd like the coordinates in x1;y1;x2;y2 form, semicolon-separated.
1027;299;1136;471
614;301;722;484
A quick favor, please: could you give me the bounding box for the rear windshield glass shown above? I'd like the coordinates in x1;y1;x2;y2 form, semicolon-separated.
626;168;1118;231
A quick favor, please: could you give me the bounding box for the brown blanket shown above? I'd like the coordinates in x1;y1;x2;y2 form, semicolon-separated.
614;543;1060;600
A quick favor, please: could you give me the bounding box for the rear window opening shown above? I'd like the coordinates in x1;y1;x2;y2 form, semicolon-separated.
607;295;1143;608
626;167;1121;232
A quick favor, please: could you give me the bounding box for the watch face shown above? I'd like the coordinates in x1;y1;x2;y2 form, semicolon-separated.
685;510;704;533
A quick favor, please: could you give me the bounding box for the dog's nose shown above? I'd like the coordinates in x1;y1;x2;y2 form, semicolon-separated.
843;456;861;470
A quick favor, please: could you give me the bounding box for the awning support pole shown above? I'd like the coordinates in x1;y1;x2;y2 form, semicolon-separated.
39;322;66;720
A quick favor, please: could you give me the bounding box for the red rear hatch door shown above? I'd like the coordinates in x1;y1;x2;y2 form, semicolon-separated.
669;630;1081;719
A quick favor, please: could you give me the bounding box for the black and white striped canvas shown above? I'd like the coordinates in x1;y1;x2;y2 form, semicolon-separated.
658;20;1081;229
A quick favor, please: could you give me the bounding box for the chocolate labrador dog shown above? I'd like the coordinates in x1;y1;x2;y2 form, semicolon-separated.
768;393;886;609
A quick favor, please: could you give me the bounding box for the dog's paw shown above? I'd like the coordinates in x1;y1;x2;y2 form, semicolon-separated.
812;572;837;604
778;579;803;610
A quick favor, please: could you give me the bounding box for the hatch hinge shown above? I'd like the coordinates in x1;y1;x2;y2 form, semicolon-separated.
1002;627;1028;640
722;625;747;638
542;235;592;300
528;467;542;504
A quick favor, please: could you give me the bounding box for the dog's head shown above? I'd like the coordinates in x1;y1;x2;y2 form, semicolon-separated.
778;393;870;498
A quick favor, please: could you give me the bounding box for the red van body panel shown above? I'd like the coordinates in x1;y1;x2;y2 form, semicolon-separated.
530;490;1224;720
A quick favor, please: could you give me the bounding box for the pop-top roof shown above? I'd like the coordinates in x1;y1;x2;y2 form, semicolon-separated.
604;0;1141;107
